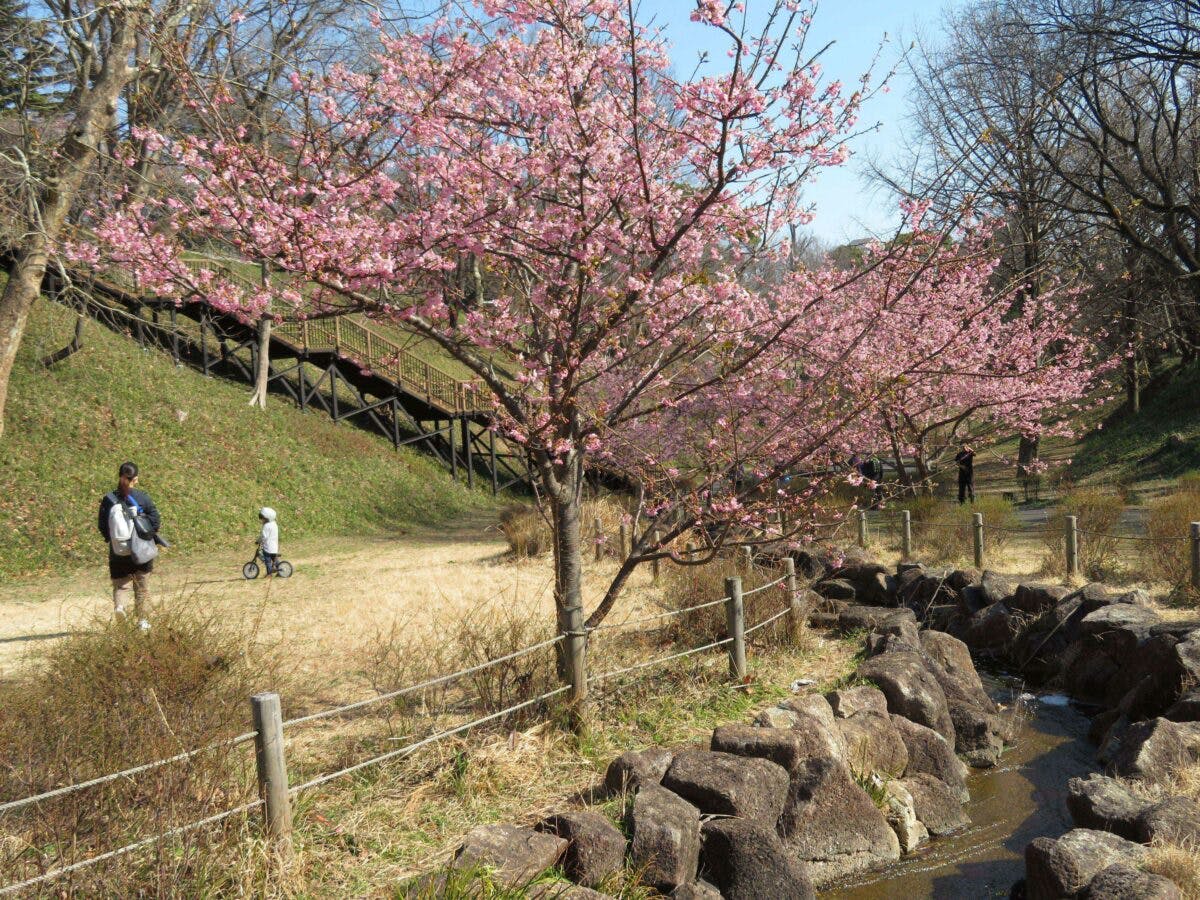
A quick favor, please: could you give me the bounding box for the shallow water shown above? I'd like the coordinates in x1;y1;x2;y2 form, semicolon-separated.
822;677;1096;899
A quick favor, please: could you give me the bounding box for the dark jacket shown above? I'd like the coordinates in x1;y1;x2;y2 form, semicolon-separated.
955;450;975;479
98;489;161;578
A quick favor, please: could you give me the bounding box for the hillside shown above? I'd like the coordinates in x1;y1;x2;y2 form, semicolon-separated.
0;290;496;578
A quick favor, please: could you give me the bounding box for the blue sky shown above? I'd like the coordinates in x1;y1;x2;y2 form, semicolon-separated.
638;0;961;247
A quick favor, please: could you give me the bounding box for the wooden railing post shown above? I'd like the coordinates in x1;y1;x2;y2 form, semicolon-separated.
1066;515;1080;578
901;510;913;561
740;545;753;572
619;522;629;559
725;576;746;681
857;510;868;549
594;516;603;562
784;557;803;643
973;513;985;569
250;692;293;857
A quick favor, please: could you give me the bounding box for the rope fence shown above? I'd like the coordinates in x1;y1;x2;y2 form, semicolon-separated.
0;542;803;895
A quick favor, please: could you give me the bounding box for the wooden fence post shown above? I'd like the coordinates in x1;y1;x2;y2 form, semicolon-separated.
725;576;746;681
901;510;912;561
740;545;753;572
857;510;868;549
1066;515;1080;578
619;522;629;559
1191;522;1200;593
973;513;984;569
594;516;603;562
250;692;293;856
651;530;661;582
783;557;803;643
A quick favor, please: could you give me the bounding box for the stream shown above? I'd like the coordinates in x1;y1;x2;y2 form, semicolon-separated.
823;676;1097;899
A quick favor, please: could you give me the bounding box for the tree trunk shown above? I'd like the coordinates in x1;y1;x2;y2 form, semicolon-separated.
248;316;272;408
549;453;587;719
0;6;137;439
886;427;914;495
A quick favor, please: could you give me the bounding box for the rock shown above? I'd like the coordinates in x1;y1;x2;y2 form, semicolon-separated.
818;579;857;602
901;773;970;836
865;630;921;657
1011;595;1085;684
958;584;990;616
778;756;900;886
1010;582;1070;615
452;824;567;888
1080;603;1162;638
777;695;848;760
827;686;890;719
883;779;928;854
627;784;701;893
948;699;1004;768
1105;717;1200;780
792;549;830;581
836;711;909;777
859;651;956;746
699;818;816;900
528;884;612;899
839;605;918;634
1150;621;1200;639
965;603;1023;653
1024;829;1146;900
1174;633;1200;690
1166;689;1200;722
897;570;959;614
536;812;626;889
832;562;895;607
980;571;1018;607
1103;634;1183;716
1082;864;1183;899
1065;775;1149;840
1135;796;1200;845
753;706;802;729
605;747;674;795
711;725;811;773
891;714;969;801
661;750;789;825
946;568;982;592
669;881;723;900
920;630;997;712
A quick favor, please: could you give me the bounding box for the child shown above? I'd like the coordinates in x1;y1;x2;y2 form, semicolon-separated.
257;507;280;576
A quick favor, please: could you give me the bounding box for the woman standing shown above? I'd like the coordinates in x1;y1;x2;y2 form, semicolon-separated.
97;461;162;629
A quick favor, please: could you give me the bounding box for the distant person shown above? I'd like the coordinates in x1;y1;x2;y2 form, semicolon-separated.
257;507;280;576
97;462;162;629
956;443;976;504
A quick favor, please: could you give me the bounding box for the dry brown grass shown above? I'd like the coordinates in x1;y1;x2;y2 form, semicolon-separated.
1144;843;1200;898
1146;480;1200;604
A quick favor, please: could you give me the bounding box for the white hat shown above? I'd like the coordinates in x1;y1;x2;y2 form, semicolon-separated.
259;507;277;522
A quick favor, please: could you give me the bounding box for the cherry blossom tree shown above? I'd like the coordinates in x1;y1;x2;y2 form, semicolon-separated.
72;0;1099;668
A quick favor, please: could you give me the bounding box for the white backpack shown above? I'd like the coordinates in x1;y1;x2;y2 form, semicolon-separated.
108;495;135;556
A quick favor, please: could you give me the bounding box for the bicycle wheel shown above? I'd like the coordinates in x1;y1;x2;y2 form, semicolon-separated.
242;561;260;580
276;560;294;578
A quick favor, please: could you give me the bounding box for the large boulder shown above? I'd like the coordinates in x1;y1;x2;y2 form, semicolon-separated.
1135;796;1200;845
964;603;1024;653
920;631;996;712
1025;829;1147;900
778;756;901;886
536;812;626;889
900;773;970;836
817;579;857;602
775;694;848;760
1065;774;1149;840
1010;582;1070;615
897;569;960;615
669;881;722;900
1011;594;1086;684
859;651;956;746
891;714;969;801
1104;717;1200;780
1103;633;1184;717
661;750;789;826
947;698;1005;768
839;605;918;635
831;562;896;607
827;685;890;719
1082;864;1183;899
710;725;812;774
836;710;909;777
627;785;701;894
605;747;673;795
882;779;928;854
1166;689;1200;722
979;571;1017;607
699;818;816;900
453;824;567;888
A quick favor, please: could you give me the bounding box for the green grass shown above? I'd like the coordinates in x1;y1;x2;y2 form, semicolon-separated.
1070;361;1200;484
0;291;497;578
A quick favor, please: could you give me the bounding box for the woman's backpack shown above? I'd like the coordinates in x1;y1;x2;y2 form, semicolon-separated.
107;494;158;565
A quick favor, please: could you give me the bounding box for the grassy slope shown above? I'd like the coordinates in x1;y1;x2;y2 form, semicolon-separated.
1069;362;1200;485
0;291;496;578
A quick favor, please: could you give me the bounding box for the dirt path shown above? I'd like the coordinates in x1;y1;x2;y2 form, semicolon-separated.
0;519;651;688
